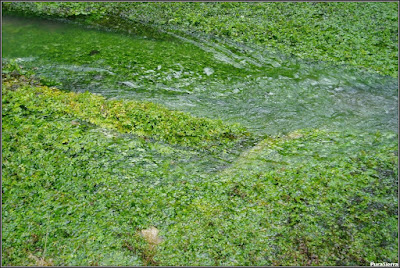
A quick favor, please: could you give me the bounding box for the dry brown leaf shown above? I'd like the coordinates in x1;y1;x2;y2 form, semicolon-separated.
140;226;163;246
28;253;54;266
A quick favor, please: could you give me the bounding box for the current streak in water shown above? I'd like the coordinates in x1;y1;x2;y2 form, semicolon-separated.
2;15;398;135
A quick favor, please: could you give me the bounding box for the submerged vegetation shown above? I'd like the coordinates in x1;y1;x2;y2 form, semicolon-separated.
2;67;398;266
2;2;398;77
2;64;249;150
2;2;399;266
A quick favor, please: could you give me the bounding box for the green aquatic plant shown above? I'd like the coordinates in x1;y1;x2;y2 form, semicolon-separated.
1;3;398;265
2;15;397;136
2;72;247;266
2;2;398;76
2;73;398;265
2;69;250;150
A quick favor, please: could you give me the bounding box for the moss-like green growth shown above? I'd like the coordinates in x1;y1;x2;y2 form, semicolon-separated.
2;70;251;266
2;71;250;150
2;70;398;265
2;2;398;77
160;129;398;266
1;5;398;266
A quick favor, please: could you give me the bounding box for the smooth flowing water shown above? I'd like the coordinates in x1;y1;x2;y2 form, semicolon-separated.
2;15;398;135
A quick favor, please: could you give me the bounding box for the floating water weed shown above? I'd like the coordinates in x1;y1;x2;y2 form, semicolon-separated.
1;5;398;265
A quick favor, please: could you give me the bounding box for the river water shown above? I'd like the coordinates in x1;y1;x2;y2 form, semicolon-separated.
2;15;398;135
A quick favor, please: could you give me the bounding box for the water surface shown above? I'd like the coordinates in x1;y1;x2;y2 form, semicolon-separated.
2;15;398;135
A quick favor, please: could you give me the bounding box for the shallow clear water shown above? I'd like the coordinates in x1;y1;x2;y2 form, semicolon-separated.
2;15;398;135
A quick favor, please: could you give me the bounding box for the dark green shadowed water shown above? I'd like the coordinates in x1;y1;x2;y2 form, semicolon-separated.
2;15;398;135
